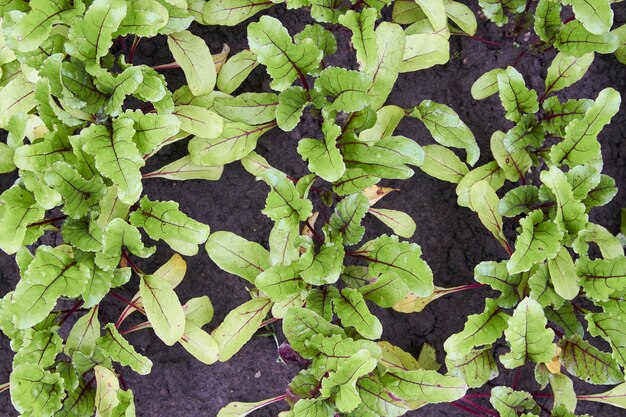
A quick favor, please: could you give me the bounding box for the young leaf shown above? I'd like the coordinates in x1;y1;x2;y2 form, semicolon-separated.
338;8;377;71
444;298;509;361
94;365;120;417
179;323;220;365
0;186;45;254
168;30;217;95
217;396;287;417
11;245;90;329
66;0;127;63
328;193;369;245
366;22;406;110
10;363;64;417
507;210;563;274
367;235;433;296
576;256;626;302
216;49;259;94
97;324;152;375
206;231;269;284
283;307;345;358
381;369;467;403
298;118;345;182
500;297;557;369
202;0;272;26
144;156;223;181
541;166;587;235
117;0;169;37
417;144;469;183
247;16;322;91
490;386;538;417
556;21;620;56
174;105;223;139
577;383;626;409
468;180;509;252
559;334;623;385
565;0;613;35
356;375;408;417
95;219;155;271
497;67;539;122
547;247;579;300
400;33;450;73
490;130;532;182
82;121;144;205
410;100;479;165
446;347;499;389
368;208;416;238
550;88;621;167
129;196;210;256
65;306;100;357
498;186;539;218
474;261;520;308
214;93;278;125
44;161;105;219
544;53;594;96
535;0;561;43
333;288;382;339
316;67;371;112
212;297;273;361
276;86;308;131
140;273;186;346
471;68;504;100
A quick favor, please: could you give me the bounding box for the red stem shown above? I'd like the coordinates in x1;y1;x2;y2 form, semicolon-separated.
260;317;281;328
121;251;143;274
463;34;506;47
110;292;144;312
28;215;68;228
58;300;85;326
511;367;523;390
460;398;499;417
449;401;484;416
152;62;181;71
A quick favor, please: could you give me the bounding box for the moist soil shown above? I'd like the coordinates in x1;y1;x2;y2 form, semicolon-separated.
1;3;626;417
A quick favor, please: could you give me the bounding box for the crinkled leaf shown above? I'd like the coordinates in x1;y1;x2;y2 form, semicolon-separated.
507;210;563;274
97;324;153;375
446;347;499;389
10;363;64;417
338;8;377;71
333;288;382;339
556;21;620;57
490;386;538;417
559;334;623;385
316;67;371;113
498;185;539;217
497;66;539;122
283;307;345;358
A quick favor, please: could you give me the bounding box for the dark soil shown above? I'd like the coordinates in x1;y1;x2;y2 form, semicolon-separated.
1;2;626;416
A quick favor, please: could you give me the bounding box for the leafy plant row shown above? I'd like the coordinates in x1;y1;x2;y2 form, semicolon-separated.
0;0;623;417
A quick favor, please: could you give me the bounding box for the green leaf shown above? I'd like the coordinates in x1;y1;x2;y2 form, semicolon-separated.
357;105;404;145
217;396;287;417
474;261;520;308
140;273;185;346
367;235;433;296
66;0;127;63
44;161;106;219
188;121;275;166
206;231;269;284
326;193;368;244
559;334;623;385
547;247;579;300
418;144;469;183
574;223;624;259
541;166;588;235
445;1;477;35
565;0;613;35
534;0;561;43
276;86;308;131
58;379;96;417
338;8;377;71
490;386;538;417
212;297;273;361
13;329;63;368
357;375;409;417
444;298;509;361
446;347;499;389
471;68;504;100
216;50;259;94
0;75;36;128
316;67;371;112
368;208;416;238
333;288;382;339
256;264;307;300
497;66;539;122
547;303;584;337
500;297;557;368
300;239;344;286
490;130;532;182
214;93;278;125
116;0;168;37
168;30;217;95
123;110;181;155
129;196;210;256
93;67;144;117
82;121;144;205
498;185;539;217
94;365;120;417
11;246;89;328
10;363;64;417
410;100;478;165
583;174;617;208
333;168;379;196
366;22;406;110
173;105;223;139
400;32;449;73
202;0;272;26
545;53;594;96
528;264;565;309
97;324;153;375
298;118;345;182
382;369;467;403
95;218;155;271
247;16;322;91
478;0;525;26
507;210;563;274
556;21;620;56
65;306;100;357
468;180;509;252
576;256;626;302
504;114;545;152
144;156;223;181
0;186;44;254
283;307;345;358
577;383;626;409
179;322;219;364
294;24;337;57
550;88;621;167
